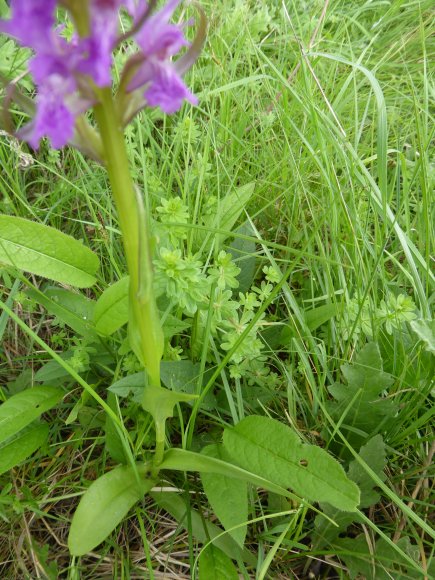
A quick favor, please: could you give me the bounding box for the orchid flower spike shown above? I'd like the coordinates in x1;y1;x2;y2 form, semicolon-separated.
0;0;205;151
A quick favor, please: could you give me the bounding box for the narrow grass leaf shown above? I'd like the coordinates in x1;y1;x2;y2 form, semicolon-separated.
196;182;255;250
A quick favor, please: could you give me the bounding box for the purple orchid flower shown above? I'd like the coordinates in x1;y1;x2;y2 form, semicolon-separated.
0;0;199;149
0;0;56;50
131;0;197;113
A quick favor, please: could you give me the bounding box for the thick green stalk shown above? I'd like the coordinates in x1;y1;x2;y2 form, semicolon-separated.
93;88;163;388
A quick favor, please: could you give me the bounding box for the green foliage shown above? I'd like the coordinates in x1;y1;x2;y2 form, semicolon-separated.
160;448;293;498
94;276;129;336
411;319;435;354
326;343;398;443
335;535;420;580
0;0;433;576
314;435;387;547
0;386;63;444
0;215;99;288
150;490;255;565
0;386;62;475
68;464;155;556
338;293;418;341
0;424;49;475
223;416;360;511
200;445;248;548
194;182;255;250
198;544;239;580
154;248;208;315
26;286;96;338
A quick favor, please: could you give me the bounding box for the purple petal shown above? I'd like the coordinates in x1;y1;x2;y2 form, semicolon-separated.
143;61;197;114
0;0;56;49
135;0;188;58
76;0;124;86
29;40;80;87
19;77;76;149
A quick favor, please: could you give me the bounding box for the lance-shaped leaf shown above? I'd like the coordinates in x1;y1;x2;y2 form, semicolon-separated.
160;448;297;499
0;386;63;445
0;215;99;288
195;183;255;251
68;464;155;556
200;445;248;548
199;545;239;580
0;424;49;475
410;319;435;354
151;490;255;565
223;416;360;512
94;276;129;335
26;287;96;338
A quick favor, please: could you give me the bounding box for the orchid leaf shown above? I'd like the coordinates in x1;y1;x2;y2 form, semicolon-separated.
0;424;49;475
0;215;99;288
68;464;155;556
0;386;63;445
199;545;239;580
200;445;248;548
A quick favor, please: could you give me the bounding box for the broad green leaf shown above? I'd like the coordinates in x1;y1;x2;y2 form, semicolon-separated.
94;276;129;335
223;416;359;511
104;393;127;464
0;386;63;445
150;491;255;565
201;445;248;548
410;319;435;354
228;222;257;293
142;385;197;432
0;423;49;475
108;363;216;409
314;435;387;547
160;360;216;409
340;342;393;391
305;303;340;331
108;371;144;399
34;355;76;384
94;276;190;338
336;535;421;580
327;342;397;439
0;215;99;287
281;303;340;342
26;287;96;337
161;313;191;339
199;545;239;580
68;464;155;556
160;448;295;499
161;359;200;391
347;435;386;508
196;182;255;250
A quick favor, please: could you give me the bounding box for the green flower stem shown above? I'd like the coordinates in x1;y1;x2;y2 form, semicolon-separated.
152;421;166;477
93;88;163;389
